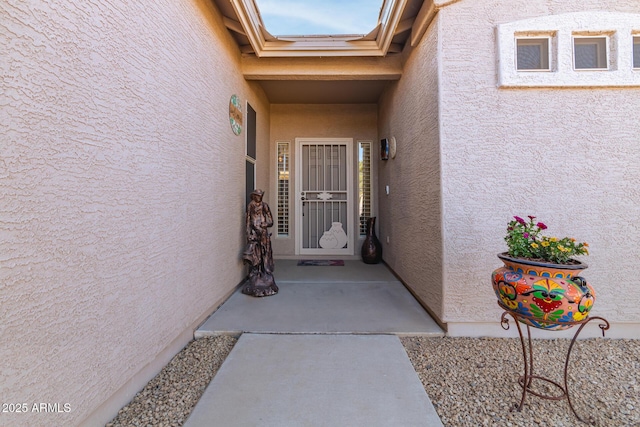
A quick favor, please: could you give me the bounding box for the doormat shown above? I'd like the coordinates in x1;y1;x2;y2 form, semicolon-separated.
297;260;345;266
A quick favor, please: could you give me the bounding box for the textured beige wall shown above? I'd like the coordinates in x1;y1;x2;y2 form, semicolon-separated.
437;0;640;330
1;0;269;425
269;104;378;257
377;20;444;322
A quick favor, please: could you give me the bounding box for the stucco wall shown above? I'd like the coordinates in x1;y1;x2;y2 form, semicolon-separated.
377;20;443;322
269;104;378;257
437;0;640;333
1;0;269;425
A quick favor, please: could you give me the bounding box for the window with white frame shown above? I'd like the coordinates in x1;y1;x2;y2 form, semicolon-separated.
498;13;640;87
358;142;372;236
276;142;290;236
573;36;609;70
516;37;550;71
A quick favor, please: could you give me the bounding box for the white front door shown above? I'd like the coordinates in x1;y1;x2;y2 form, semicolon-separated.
295;138;354;256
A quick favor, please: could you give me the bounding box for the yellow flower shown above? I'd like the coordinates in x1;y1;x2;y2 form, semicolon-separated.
550;237;558;242
531;243;539;249
541;241;550;247
558;245;566;252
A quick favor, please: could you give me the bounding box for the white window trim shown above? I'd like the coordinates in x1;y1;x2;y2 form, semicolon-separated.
572;35;610;71
497;12;640;88
633;35;640;70
515;36;552;72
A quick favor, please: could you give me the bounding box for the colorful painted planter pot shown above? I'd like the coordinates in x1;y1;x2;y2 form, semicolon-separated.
492;253;595;330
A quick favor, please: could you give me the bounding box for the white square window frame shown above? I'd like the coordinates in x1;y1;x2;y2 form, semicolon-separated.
572;35;610;71
633;35;640;70
497;12;640;88
515;36;552;71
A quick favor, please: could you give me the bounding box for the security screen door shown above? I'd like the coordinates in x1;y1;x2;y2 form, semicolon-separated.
295;138;354;255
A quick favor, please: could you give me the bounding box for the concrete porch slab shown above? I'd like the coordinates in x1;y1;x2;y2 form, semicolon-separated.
196;259;444;337
196;281;444;336
184;334;443;427
274;259;399;283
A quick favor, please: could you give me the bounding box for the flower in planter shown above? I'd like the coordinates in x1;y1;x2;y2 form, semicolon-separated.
504;215;589;264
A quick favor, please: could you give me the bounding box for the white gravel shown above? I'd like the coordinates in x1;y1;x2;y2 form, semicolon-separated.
107;335;638;427
106;336;237;427
402;337;640;427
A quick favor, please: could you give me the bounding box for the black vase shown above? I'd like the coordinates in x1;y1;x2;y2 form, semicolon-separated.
361;217;382;264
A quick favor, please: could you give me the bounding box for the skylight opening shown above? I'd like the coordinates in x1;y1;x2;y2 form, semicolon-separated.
254;0;383;37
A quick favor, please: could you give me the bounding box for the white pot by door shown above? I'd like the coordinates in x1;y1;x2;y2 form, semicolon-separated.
295;138;354;256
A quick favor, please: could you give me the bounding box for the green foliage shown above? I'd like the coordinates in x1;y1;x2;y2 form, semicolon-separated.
504;216;589;264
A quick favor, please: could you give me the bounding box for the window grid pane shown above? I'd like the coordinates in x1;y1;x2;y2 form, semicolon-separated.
634;37;640;69
358;142;372;236
574;37;607;69
277;143;289;236
516;38;550;70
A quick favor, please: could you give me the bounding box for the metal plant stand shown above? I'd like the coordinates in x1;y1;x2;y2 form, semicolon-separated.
499;304;610;425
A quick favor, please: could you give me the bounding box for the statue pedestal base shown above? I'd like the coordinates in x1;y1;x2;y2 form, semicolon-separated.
242;271;278;297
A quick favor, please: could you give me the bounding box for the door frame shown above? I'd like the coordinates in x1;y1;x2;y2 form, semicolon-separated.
294;137;354;256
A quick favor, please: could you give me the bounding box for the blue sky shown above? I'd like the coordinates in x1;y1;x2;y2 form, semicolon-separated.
254;0;382;36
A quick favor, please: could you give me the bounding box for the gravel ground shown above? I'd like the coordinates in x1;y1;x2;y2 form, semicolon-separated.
106;335;237;427
107;335;638;427
402;337;640;427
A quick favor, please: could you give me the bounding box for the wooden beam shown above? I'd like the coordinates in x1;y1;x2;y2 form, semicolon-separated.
411;0;437;47
222;16;245;35
387;43;403;53
241;56;403;80
395;17;414;35
240;45;255;54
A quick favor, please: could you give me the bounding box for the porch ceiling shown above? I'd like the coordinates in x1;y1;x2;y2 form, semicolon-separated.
257;80;391;104
242;55;403;104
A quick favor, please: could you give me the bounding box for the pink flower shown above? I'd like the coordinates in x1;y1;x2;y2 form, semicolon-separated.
523;232;529;238
514;216;526;225
536;222;547;230
528;215;536;220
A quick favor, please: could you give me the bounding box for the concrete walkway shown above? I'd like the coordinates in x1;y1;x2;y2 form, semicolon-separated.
186;260;445;426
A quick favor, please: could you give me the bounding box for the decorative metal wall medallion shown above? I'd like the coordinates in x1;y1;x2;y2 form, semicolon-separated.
229;94;243;135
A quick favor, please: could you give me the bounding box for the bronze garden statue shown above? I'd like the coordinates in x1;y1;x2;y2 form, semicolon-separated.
241;189;278;297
